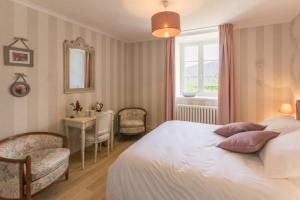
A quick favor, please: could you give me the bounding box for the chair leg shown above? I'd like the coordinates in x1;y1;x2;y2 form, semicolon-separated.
94;142;98;163
118;132;123;141
26;193;31;200
99;143;102;151
65;168;69;180
25;186;31;200
107;140;110;156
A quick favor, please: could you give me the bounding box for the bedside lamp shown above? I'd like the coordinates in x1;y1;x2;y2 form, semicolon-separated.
279;103;293;115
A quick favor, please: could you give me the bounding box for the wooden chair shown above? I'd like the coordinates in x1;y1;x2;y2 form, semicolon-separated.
86;110;114;162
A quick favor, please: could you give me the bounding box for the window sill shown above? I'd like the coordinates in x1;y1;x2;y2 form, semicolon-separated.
176;96;217;100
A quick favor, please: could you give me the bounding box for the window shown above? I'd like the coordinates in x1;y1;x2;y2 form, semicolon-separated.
177;31;219;97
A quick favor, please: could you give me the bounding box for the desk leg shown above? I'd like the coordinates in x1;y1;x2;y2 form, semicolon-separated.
110;122;114;151
111;130;114;151
81;129;85;169
65;124;69;138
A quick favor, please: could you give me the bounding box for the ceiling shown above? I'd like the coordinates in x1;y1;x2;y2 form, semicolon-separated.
20;0;300;42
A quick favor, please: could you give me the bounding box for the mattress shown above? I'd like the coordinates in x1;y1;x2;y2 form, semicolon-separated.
107;120;300;200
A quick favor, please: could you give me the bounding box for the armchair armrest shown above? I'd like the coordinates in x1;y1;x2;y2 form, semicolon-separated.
0;156;31;199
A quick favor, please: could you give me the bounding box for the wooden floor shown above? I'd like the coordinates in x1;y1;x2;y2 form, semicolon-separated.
33;139;137;200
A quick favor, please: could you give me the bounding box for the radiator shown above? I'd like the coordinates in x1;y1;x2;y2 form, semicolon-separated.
176;104;218;124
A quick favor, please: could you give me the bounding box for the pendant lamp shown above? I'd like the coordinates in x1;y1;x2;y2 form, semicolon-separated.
151;0;181;38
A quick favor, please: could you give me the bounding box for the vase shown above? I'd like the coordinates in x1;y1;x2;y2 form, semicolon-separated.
75;111;82;118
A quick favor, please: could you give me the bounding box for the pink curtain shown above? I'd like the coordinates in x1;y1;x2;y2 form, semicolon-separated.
296;100;300;120
218;24;235;124
165;38;176;121
84;52;90;88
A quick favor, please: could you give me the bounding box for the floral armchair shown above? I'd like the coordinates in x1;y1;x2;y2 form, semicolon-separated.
117;107;147;135
0;132;70;200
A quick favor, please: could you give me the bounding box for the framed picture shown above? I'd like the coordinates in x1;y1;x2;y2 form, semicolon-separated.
3;46;33;67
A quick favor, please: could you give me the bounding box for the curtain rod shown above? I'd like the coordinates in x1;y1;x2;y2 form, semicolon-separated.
182;25;218;33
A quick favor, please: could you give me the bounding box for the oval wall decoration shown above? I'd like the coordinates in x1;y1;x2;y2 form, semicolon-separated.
10;73;31;97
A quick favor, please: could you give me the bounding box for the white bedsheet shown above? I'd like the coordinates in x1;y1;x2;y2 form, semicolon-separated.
107;121;300;200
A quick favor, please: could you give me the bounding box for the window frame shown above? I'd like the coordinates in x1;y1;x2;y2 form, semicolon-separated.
179;39;218;97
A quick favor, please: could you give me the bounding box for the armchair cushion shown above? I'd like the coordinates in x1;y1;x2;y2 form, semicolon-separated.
30;159;69;195
30;148;70;181
120;127;145;134
120;119;144;128
86;131;110;142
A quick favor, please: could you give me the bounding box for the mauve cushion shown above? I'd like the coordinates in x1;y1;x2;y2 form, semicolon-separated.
214;122;267;137
217;131;280;153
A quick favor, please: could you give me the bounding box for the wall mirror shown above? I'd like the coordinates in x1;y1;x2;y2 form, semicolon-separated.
63;37;95;93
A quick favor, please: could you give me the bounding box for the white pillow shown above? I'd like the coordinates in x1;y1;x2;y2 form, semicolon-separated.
259;129;300;178
261;115;300;134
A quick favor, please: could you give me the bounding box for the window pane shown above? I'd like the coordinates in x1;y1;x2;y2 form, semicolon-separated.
183;61;198;93
203;44;218;60
184;45;198;62
203;61;218;94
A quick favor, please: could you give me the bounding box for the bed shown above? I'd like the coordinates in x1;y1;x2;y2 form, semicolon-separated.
106;120;300;200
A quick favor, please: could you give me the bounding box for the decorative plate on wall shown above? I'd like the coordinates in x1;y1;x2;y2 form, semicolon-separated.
10;73;31;97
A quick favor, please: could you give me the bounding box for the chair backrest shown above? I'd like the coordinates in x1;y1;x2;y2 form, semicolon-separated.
96;110;114;137
0;133;64;159
118;107;147;121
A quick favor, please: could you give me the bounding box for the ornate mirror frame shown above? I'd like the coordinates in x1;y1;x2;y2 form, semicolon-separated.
63;37;95;94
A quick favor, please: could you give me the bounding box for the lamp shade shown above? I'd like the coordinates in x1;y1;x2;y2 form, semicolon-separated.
279;103;293;114
151;11;181;38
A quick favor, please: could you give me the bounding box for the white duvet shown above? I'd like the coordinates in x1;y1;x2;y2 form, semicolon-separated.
107;121;300;200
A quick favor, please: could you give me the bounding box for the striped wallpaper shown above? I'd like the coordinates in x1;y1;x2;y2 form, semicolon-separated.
0;1;127;152
126;16;300;125
1;0;299;152
124;40;167;130
234;16;300;123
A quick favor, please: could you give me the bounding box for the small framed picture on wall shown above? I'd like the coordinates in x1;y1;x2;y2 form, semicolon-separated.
4;46;33;67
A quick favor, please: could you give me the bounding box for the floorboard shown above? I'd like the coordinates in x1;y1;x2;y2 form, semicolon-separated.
33;139;136;200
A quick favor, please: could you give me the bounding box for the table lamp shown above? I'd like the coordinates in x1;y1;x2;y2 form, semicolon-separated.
279;103;293;115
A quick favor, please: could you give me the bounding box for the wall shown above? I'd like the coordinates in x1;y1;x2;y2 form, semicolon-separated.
234;14;300;122
2;1;299;151
124;16;300;126
0;0;128;152
290;14;300;102
125;40;167;130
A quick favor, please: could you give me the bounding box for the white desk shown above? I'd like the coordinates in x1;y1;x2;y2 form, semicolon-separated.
64;116;114;169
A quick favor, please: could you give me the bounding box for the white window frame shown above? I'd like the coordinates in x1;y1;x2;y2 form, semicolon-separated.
179;39;218;97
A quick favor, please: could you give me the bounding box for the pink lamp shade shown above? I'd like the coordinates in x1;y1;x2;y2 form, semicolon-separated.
279;103;293;115
151;11;181;38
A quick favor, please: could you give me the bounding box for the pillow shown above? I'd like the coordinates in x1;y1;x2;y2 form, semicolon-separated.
214;122;266;137
261;115;300;135
259;129;300;178
217;131;280;153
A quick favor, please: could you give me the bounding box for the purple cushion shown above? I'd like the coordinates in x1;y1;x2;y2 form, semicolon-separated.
214;122;267;137
217;131;280;153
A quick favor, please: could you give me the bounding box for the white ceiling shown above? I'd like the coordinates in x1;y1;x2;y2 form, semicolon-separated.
19;0;300;42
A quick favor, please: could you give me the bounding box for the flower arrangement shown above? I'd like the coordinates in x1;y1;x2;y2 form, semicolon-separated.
70;100;83;113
